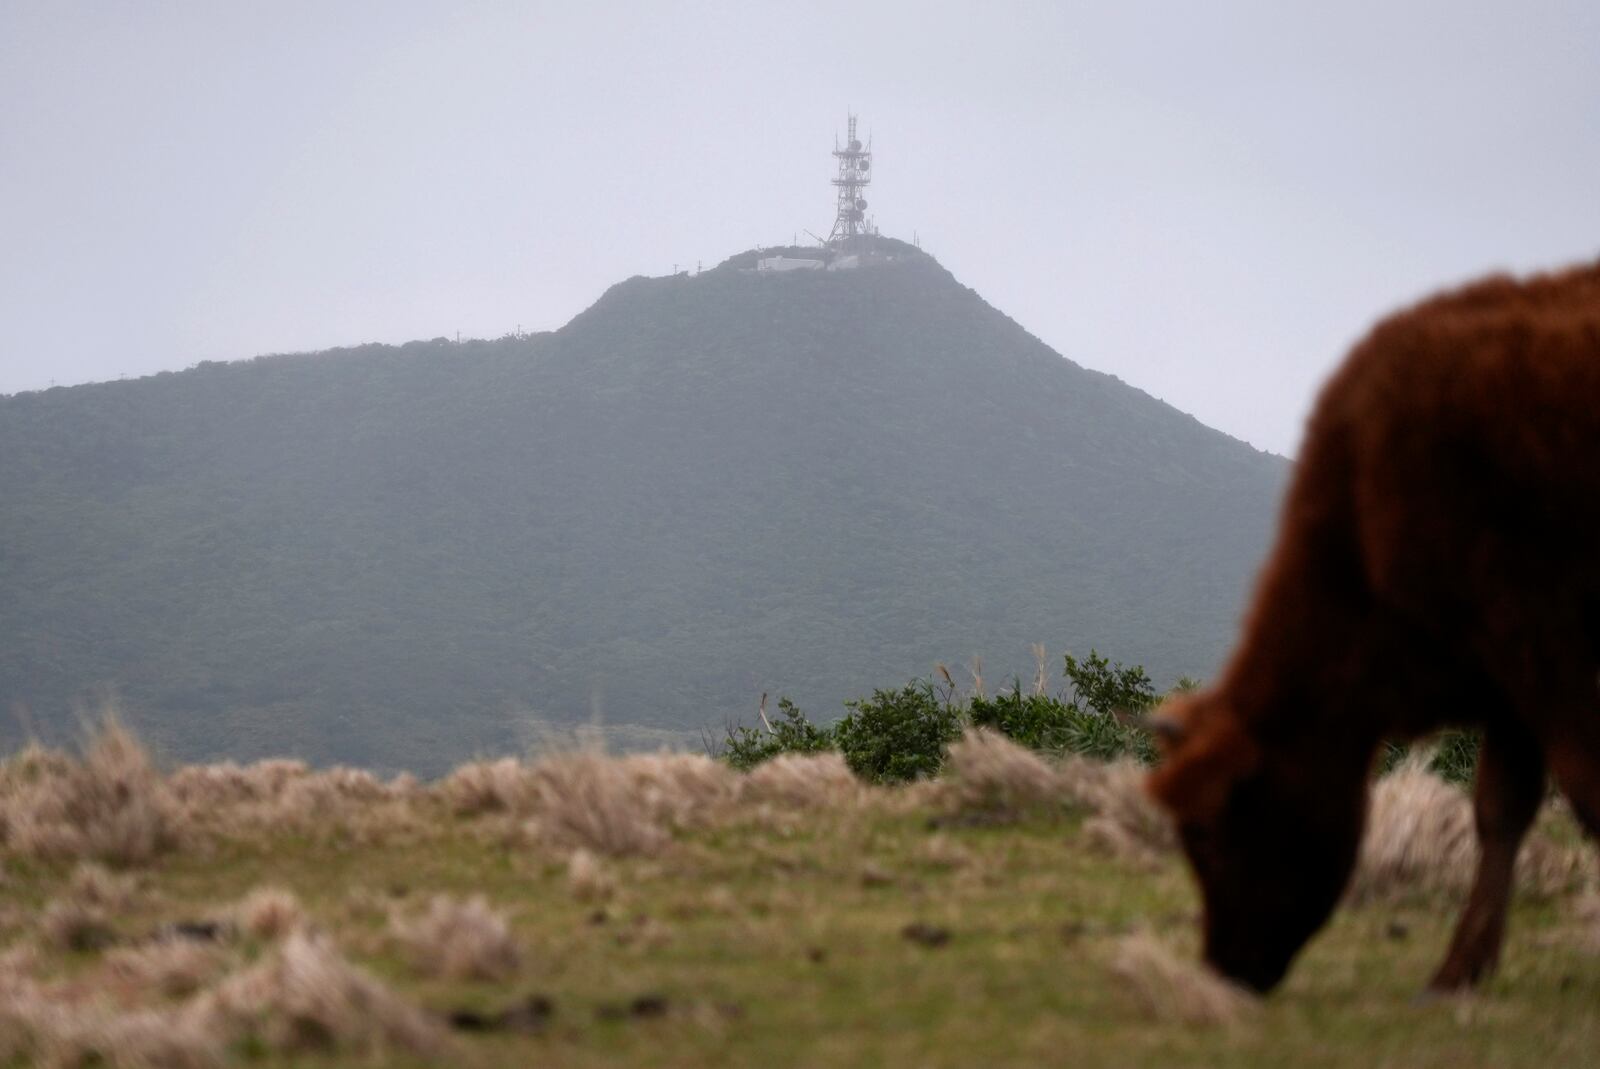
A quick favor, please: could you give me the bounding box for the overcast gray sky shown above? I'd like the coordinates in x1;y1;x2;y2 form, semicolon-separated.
3;2;1596;455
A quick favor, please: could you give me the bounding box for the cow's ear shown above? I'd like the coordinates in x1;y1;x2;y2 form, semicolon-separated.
1146;717;1261;824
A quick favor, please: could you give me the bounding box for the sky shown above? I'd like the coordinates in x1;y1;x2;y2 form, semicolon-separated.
2;2;1597;456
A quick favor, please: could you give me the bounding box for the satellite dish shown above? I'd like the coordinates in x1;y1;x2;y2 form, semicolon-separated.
858;159;870;172
856;198;868;210
849;139;862;152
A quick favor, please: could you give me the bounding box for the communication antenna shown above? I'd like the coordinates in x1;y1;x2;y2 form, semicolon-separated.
827;114;873;247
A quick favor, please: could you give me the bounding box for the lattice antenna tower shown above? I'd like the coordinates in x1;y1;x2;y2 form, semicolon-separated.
827;114;873;246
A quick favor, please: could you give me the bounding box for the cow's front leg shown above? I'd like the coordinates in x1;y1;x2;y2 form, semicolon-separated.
1427;721;1545;992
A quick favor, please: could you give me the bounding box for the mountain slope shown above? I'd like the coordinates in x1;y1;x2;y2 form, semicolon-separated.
0;239;1288;772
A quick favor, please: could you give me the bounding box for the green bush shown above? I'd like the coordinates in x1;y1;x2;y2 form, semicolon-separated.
967;650;1160;763
967;688;1076;750
1062;650;1157;718
721;698;834;772
834;681;962;784
968;687;1156;764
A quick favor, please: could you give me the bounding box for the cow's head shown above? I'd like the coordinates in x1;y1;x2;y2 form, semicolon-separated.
1147;691;1365;992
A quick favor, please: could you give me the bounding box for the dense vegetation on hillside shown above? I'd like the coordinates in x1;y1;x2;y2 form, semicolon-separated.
0;238;1287;773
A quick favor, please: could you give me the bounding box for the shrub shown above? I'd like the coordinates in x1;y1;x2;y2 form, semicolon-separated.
1063;650;1157;718
966;689;1075;751
967;649;1160;763
834;681;961;784
721;698;835;771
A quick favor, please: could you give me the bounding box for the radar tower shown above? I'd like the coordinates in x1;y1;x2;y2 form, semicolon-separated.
827;114;873;247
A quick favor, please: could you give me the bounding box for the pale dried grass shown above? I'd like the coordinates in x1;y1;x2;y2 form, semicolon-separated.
1107;931;1257;1027
1348;756;1582;904
436;757;529;815
1;718;177;865
0;956;221;1069
234;886;306;941
520;749;747;855
739;752;861;809
934;733;1177;863
524;751;668;856
567;848;616;902
941;729;1062;813
1072;759;1178;863
391;894;520;981
166;759;310;810
620;752;739;828
33;1006;220;1069
39;898;116;952
103;940;225;998
0;900;439;1062
183;930;444;1056
67;861;143;913
284;766;394;806
173;760;421;841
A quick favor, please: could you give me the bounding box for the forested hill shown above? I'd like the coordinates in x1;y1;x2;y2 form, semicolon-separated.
0;238;1288;774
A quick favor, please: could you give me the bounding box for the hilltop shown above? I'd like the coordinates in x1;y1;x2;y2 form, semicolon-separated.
0;237;1287;772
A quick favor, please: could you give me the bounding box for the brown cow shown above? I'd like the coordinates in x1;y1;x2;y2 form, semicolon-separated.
1148;260;1600;994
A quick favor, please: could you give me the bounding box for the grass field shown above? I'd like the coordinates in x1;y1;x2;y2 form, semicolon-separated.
2;724;1599;1067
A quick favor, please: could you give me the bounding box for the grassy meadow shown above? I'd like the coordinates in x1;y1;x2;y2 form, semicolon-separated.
1;723;1599;1067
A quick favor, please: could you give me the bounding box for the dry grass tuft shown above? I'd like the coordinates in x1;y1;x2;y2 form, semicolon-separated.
567;848;616;902
1107;931;1257;1027
1349;756;1477;903
104;940;225;998
0;945;221;1068
1349;756;1582;904
0;925;442;1064
167;759;310;811
391;894;521;981
171;760;422;843
38;861;145;952
39;898;117;952
437;757;529;815
234;886;307;942
525;751;669;856
67;861;143;913
40;1008;221;1069
1075;760;1177;863
276;767;398;812
739;752;861;809
521;749;739;855
941;729;1061;814
621;752;739;828
2;716;177;865
184;930;445;1056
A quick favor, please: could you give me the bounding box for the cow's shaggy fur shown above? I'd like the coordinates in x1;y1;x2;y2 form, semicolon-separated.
1148;261;1600;993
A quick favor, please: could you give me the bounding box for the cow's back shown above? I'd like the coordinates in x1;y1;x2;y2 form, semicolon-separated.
1301;260;1600;679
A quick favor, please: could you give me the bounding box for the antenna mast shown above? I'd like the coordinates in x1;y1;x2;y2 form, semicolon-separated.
827;114;873;247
